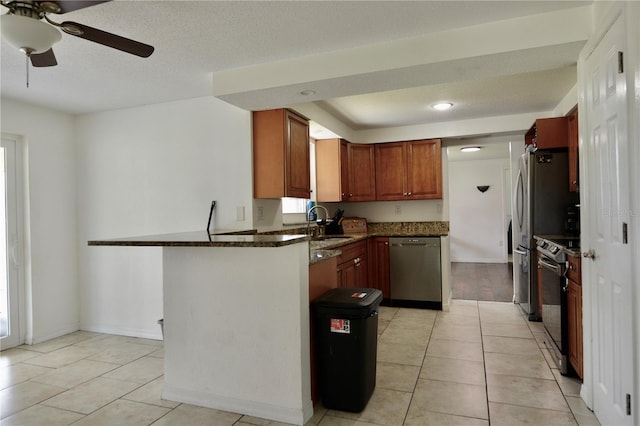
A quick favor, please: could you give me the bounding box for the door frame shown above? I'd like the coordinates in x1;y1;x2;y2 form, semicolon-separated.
0;133;27;349
577;2;639;420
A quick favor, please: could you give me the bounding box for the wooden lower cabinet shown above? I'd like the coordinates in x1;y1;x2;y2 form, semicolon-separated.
337;240;368;288
567;255;583;379
367;237;390;298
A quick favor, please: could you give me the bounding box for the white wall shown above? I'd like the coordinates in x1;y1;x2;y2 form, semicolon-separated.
75;96;252;338
1;99;78;343
448;158;510;263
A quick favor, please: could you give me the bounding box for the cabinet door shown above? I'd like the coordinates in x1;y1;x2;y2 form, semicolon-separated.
285;110;311;198
253;108;310;199
375;143;406;200
406;139;442;199
347;144;376;201
567;108;579;192
370;238;390;297
340;140;350;202
341;261;357;288
531;117;569;150
567;280;583;378
355;256;368;288
316;138;343;202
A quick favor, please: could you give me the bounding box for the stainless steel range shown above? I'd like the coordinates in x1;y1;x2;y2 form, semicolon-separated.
536;236;579;375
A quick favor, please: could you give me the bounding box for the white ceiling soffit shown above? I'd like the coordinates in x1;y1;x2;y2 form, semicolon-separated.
314;65;578;130
213;6;591;112
445;134;520;162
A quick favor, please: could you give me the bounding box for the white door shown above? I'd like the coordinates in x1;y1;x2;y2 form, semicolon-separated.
584;14;633;425
0;135;24;349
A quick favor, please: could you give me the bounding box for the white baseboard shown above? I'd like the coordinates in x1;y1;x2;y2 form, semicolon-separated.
79;323;163;340
30;325;80;345
163;384;313;426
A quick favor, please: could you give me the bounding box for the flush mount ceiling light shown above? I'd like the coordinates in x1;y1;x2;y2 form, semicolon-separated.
432;102;453;111
460;146;481;153
299;89;316;96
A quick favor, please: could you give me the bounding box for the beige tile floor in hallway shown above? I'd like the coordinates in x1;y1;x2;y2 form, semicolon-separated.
1;300;600;426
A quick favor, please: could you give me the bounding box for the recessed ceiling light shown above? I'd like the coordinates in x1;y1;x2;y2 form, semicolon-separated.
460;146;481;152
299;89;316;96
432;102;453;111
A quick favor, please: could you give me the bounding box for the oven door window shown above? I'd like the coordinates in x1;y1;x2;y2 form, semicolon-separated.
539;257;565;351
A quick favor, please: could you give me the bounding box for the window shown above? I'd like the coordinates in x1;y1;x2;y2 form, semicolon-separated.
282;197;308;214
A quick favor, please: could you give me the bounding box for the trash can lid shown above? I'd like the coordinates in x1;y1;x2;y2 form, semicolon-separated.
312;288;383;310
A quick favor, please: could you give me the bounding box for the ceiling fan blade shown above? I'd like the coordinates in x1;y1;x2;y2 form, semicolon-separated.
30;48;58;67
53;1;112;14
61;21;154;58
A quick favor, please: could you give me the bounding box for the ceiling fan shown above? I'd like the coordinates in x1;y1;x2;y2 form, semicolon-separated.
1;0;154;68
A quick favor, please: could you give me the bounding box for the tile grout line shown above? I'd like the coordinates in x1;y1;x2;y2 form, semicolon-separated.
398;308;436;426
477;300;492;426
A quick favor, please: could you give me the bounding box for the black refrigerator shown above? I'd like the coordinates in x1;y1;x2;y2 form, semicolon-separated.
512;149;575;320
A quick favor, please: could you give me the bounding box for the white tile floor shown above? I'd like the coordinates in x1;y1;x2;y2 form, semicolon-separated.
0;300;600;425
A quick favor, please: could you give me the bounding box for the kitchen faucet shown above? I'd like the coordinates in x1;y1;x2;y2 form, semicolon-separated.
307;204;329;238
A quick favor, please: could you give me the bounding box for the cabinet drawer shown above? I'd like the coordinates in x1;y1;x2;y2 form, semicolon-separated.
338;240;367;264
567;256;581;284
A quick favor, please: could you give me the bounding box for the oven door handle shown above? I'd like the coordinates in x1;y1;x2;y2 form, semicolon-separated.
538;258;563;276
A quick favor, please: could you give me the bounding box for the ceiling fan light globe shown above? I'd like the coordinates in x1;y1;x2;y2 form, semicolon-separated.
1;14;62;54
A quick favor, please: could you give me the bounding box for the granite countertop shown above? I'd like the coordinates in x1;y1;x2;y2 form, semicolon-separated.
564;248;581;258
88;231;308;248
88;221;450;264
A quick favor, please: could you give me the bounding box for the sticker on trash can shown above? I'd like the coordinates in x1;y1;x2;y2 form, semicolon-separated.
330;319;351;334
351;292;367;298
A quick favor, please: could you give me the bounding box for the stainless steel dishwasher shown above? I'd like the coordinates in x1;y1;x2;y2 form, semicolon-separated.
389;237;442;309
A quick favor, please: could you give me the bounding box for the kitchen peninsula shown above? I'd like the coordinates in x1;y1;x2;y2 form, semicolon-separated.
89;231;314;425
88;221;451;425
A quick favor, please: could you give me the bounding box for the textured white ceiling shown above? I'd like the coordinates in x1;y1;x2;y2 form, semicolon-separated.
1;0;591;140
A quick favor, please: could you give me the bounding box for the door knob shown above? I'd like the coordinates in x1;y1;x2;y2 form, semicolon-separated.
583;249;596;260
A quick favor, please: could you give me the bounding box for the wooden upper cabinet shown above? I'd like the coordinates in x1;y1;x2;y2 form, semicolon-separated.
315;138;349;202
407;139;442;199
375;139;442;200
375;142;406;200
525;117;569;150
347;144;376;201
253;109;310;199
567;107;579;192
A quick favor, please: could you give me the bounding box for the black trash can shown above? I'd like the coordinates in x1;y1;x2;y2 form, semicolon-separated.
312;288;383;412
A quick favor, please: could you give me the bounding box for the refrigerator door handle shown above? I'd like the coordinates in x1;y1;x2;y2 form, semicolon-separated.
513;248;527;256
514;167;524;232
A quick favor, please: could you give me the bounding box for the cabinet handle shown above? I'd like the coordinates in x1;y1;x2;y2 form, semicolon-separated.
384;242;388;246
572;180;578;185
408;192;412;196
349;193;353;197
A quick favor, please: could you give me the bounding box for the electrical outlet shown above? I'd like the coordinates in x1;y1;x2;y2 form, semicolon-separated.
236;206;245;221
395;205;401;215
257;206;264;221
